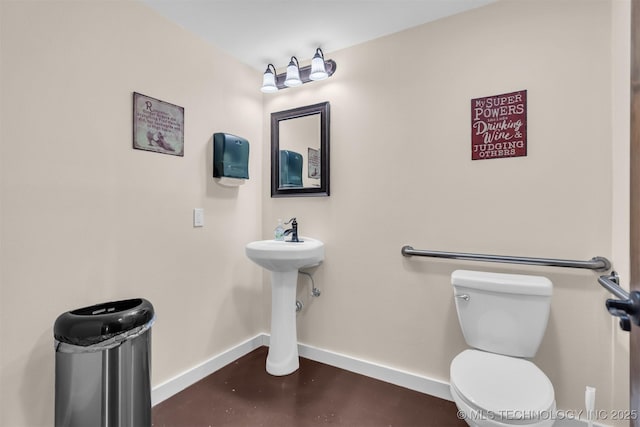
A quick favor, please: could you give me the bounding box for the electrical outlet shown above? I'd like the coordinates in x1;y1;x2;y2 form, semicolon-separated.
193;208;204;227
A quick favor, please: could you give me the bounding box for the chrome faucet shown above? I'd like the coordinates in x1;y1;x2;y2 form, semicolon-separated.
283;217;300;242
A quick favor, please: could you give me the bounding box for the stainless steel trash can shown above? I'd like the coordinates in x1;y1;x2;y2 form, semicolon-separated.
54;298;155;427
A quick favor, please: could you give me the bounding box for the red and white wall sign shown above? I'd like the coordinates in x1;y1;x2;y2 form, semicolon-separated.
471;90;527;160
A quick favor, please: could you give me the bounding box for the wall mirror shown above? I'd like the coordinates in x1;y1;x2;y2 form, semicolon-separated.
271;102;330;197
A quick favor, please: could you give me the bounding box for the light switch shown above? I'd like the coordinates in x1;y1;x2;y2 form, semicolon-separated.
193;208;204;227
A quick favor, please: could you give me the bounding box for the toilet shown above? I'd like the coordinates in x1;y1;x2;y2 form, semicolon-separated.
450;270;556;427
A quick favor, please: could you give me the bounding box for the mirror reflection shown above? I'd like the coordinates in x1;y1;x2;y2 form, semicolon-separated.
279;115;321;188
271;102;330;197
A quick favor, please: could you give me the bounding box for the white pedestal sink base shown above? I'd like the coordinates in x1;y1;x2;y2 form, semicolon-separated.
266;271;300;376
245;237;324;376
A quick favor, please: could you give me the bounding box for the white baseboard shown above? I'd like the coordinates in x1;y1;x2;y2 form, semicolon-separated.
151;334;609;427
152;333;451;406
553;413;612;427
295;339;453;401
151;334;266;406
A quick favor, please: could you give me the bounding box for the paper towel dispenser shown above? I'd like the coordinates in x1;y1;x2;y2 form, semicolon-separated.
213;133;249;183
279;150;303;187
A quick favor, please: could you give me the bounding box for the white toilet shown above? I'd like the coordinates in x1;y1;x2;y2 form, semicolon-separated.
450;270;556;427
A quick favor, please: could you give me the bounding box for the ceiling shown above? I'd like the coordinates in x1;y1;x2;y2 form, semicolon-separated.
141;0;496;72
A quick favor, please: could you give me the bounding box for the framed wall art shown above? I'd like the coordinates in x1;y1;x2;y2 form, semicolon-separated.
133;92;184;156
471;90;527;160
308;147;320;179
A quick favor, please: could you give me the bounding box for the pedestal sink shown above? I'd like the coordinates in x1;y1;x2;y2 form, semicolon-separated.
245;237;324;375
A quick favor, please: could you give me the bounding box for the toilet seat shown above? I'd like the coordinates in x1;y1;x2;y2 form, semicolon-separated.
450;350;555;425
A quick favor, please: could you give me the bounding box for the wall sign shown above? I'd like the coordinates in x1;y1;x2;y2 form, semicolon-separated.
471;90;527;160
308;147;320;179
133;92;184;156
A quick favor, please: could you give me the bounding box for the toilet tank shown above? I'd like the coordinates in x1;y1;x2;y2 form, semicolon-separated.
451;270;552;358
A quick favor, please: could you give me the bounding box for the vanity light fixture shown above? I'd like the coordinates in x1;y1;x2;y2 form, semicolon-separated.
260;48;336;93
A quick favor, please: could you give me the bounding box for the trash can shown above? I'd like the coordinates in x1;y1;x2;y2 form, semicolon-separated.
54;298;155;427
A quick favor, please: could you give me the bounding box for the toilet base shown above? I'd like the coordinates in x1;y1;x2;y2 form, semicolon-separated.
450;385;556;427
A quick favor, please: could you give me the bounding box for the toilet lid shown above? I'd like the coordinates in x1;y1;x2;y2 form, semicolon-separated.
450;350;555;415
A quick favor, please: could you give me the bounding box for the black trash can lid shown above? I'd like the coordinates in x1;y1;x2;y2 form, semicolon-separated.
54;298;154;346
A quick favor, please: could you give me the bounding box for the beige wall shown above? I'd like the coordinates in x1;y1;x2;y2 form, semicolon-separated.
611;0;632;414
0;1;264;425
263;0;629;421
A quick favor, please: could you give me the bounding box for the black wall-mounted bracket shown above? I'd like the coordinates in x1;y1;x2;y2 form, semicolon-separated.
599;272;640;332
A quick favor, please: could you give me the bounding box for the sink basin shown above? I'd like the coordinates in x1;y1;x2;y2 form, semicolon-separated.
245;237;324;272
245;236;324;376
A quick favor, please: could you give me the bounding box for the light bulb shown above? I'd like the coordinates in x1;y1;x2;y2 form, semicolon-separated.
260;65;278;93
284;57;302;87
309;50;328;81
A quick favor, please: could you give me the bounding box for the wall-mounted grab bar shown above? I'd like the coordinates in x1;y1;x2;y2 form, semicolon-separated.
401;245;611;271
598;272;629;300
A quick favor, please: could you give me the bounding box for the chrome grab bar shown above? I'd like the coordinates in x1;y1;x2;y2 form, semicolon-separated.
598;272;629;300
400;245;611;271
400;245;640;330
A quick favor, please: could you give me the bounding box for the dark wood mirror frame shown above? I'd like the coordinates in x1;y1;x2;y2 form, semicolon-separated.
271;102;330;197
